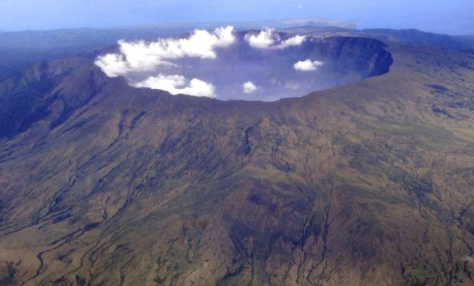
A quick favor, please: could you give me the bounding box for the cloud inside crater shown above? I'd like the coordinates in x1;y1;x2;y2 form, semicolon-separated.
95;26;236;78
294;59;324;71
244;28;306;49
94;26;236;98
134;74;216;98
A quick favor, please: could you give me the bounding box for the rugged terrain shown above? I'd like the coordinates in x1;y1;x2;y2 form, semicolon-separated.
1;29;474;285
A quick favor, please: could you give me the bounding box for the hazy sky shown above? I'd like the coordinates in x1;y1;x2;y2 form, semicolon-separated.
0;0;473;35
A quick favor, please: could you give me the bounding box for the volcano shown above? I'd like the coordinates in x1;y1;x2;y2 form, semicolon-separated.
0;27;474;286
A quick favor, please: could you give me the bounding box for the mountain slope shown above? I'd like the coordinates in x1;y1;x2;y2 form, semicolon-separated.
1;36;474;286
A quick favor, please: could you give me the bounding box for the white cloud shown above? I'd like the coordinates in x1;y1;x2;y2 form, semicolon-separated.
293;59;324;71
244;29;306;49
95;26;236;77
277;35;306;49
134;74;216;98
245;28;276;49
243;81;258;94
95;53;130;78
298;4;303;9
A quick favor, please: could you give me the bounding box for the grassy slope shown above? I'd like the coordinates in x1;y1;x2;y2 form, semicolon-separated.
0;40;474;286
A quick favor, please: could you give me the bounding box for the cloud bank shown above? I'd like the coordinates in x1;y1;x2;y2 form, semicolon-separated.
95;26;236;78
294;59;324;71
134;74;216;98
245;29;275;49
94;26;236;98
243;81;258;94
244;28;306;49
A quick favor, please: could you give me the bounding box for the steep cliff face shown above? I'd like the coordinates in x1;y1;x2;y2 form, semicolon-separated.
1;33;474;286
316;37;393;77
